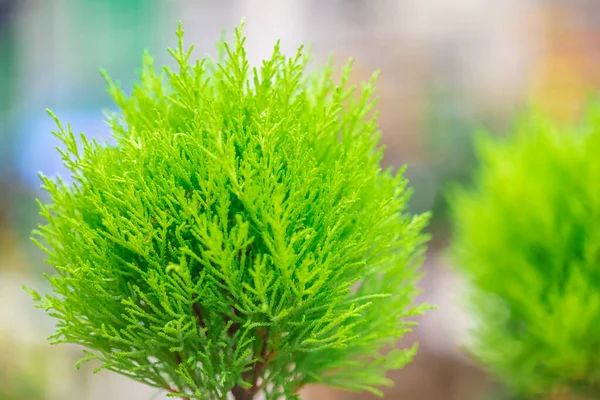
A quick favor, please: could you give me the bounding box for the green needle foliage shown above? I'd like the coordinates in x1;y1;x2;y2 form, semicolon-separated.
449;101;600;399
27;22;430;400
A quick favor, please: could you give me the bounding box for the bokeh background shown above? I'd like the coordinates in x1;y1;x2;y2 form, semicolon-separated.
1;1;600;399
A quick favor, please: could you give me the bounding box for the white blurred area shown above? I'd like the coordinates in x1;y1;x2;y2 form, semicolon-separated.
2;0;600;399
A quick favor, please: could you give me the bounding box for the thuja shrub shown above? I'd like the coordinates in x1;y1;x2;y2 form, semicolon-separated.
449;102;600;399
27;22;430;400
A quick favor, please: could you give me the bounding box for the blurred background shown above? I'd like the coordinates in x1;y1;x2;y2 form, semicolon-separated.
1;0;600;399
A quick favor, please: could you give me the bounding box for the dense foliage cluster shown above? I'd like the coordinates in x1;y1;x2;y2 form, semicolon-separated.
449;102;600;398
29;22;430;399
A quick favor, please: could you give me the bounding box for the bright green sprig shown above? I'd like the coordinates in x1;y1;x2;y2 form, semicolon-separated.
28;21;430;400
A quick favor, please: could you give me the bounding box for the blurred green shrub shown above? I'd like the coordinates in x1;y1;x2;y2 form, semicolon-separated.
449;100;600;399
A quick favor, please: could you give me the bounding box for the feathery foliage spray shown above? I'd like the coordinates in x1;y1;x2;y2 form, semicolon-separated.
449;101;600;399
27;22;430;399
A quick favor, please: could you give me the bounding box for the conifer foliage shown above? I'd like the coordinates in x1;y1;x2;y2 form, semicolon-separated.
28;22;430;399
449;103;600;398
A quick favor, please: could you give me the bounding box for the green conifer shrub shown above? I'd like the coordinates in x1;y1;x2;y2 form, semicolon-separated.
27;22;430;400
449;102;600;399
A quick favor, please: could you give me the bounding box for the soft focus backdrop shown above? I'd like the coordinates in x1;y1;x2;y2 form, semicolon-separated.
1;1;599;399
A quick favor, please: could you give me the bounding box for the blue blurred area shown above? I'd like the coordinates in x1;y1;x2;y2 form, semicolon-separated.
14;108;114;189
2;0;167;184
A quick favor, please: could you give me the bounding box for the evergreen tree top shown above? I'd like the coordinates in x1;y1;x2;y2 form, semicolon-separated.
28;21;430;399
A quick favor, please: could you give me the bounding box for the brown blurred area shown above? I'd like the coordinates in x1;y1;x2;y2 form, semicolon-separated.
2;1;600;399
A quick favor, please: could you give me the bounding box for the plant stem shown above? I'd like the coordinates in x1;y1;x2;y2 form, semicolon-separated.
231;328;273;400
231;385;254;400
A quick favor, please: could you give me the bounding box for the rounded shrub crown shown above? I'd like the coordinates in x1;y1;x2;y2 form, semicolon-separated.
30;23;430;399
450;102;600;398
